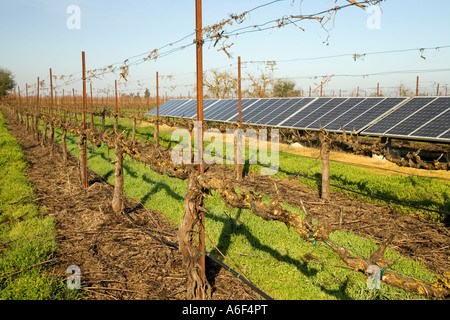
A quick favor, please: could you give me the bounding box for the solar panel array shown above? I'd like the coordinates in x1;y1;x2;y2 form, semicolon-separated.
146;96;450;143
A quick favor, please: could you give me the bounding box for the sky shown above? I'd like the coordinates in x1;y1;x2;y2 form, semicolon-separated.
1;0;449;98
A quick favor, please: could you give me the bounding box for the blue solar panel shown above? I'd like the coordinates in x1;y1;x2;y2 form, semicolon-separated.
221;99;259;122
344;98;406;133
182;99;219;119
363;97;436;135
277;98;328;127
146;99;179;116
324;98;384;131
242;99;278;124
293;98;347;129
307;98;365;130
204;99;234;121
264;98;315;127
146;96;448;142
440;130;450;140
385;97;448;136
246;99;293;125
409;108;450;139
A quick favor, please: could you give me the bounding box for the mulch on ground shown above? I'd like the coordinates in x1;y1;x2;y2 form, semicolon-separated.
4;115;257;300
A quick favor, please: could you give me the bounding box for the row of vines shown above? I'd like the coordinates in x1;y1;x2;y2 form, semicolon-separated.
1;93;450;299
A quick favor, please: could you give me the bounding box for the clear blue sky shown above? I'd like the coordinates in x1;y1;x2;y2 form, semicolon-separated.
1;0;449;97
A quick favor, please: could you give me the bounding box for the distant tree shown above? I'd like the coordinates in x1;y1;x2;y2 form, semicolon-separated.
273;79;300;97
246;71;274;98
204;69;237;99
144;88;150;98
0;68;16;97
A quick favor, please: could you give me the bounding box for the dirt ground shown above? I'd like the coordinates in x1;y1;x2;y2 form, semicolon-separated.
4;114;450;299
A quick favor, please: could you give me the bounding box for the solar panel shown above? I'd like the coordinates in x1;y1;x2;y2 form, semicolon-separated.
168;99;197;118
409;108;450;140
204;99;235;120
146;99;179;116
307;98;365;130
343;98;407;133
362;97;435;135
440;129;450;140
384;97;448;136
242;99;280;124
221;99;259;122
247;98;295;125
324;98;385;132
163;99;192;117
293;98;348;129
146;96;448;142
182;99;219;119
278;98;331;128
264;98;315;127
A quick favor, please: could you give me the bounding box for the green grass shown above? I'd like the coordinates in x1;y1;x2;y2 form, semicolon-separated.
54;118;442;300
0;111;81;300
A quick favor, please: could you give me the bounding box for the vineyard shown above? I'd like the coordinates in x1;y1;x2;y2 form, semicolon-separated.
1;0;450;303
0;84;449;300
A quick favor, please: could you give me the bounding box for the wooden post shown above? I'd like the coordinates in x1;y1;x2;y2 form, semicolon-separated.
111;139;124;217
155;71;160;147
73;88;77;123
80;51;88;188
319;131;331;201
416;76;419;96
309;86;312;97
90;82;94;130
25;84;30;131
356;86;359;97
195;0;206;286
236;56;243;181
49;68;55;154
320;82;323;97
436;83;440;96
377;82;380;97
114;80;119;134
35;77;40;141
